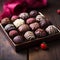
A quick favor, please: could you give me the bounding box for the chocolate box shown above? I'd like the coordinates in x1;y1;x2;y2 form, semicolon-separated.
0;12;60;52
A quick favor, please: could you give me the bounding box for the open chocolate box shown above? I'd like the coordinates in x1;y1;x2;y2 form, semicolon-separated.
0;10;60;52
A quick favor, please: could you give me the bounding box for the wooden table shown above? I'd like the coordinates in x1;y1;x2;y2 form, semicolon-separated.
0;0;60;60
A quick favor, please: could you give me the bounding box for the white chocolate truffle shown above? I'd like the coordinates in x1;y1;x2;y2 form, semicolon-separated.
24;31;35;40
45;25;58;34
36;15;45;22
13;19;25;28
19;12;29;20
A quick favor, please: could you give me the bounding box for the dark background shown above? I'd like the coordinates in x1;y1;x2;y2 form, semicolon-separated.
0;0;60;60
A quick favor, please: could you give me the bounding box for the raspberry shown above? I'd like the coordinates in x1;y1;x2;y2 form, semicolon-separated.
57;9;60;14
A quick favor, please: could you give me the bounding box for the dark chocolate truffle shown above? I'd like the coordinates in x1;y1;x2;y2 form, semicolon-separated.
40;20;46;28
5;24;15;32
26;18;36;24
19;12;29;20
29;22;40;30
13;35;23;44
30;10;38;17
18;24;30;33
45;25;59;34
35;28;47;37
11;15;18;22
9;30;18;38
24;31;35;40
1;17;10;26
40;19;51;28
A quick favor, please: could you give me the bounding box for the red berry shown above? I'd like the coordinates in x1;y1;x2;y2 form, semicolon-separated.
40;42;48;50
57;9;60;14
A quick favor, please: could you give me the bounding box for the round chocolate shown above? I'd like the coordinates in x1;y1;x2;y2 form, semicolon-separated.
40;20;46;28
13;35;23;44
36;15;45;22
13;19;25;28
29;10;38;17
5;24;15;32
18;24;30;33
40;19;51;28
11;15;18;22
1;17;10;26
24;31;35;40
45;25;59;34
35;28;47;37
26;18;36;24
9;30;18;38
29;22;40;30
19;12;29;20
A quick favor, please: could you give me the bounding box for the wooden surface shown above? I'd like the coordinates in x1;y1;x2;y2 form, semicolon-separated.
29;0;60;60
0;0;60;60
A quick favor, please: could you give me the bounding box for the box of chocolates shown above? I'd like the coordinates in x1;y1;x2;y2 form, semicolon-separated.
0;10;60;52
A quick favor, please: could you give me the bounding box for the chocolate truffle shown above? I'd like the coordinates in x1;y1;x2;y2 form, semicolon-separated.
40;20;46;28
29;22;40;30
5;24;15;32
1;17;10;26
13;19;25;28
18;24;30;33
35;28;47;37
26;18;36;24
19;12;29;20
13;35;23;44
45;25;59;34
24;31;35;40
29;10;38;17
40;19;51;28
11;15;18;22
36;15;45;22
9;30;18;38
